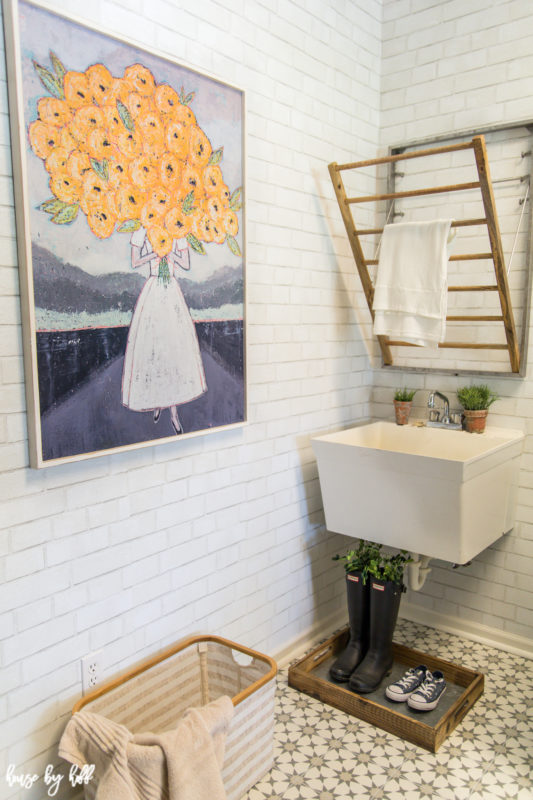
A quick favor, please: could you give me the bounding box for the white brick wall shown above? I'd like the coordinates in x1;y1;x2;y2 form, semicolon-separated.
378;0;533;640
0;0;379;796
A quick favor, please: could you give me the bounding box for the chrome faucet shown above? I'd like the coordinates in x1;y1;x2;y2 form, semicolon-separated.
428;390;450;424
427;390;462;430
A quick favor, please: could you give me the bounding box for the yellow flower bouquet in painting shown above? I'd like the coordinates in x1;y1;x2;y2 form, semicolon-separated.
28;54;242;259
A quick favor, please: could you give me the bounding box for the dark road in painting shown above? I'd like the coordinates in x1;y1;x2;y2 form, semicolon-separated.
38;321;245;461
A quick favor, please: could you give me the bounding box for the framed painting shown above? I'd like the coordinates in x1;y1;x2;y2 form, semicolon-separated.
3;0;246;468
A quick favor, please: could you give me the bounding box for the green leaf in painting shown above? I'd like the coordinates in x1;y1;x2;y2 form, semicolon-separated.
40;197;66;215
186;233;206;255
183;92;195;105
208;147;223;165
157;256;171;286
33;61;64;99
117;220;141;233
182;190;195;215
116;99;134;132
49;51;66;80
226;235;241;257
229;187;242;211
90;158;109;181
51;204;79;225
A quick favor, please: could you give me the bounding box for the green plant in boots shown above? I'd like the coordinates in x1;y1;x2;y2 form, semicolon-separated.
329;540;382;683
348;550;411;694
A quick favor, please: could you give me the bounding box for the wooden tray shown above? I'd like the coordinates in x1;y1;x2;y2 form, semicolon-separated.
288;627;484;752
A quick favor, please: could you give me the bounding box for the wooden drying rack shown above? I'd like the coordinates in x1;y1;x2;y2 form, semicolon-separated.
329;135;521;373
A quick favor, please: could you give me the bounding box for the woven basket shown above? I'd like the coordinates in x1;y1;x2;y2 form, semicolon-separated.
73;635;277;800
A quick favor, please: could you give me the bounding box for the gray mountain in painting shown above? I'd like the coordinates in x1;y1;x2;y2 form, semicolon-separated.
31;243;243;313
180;268;243;310
32;244;145;314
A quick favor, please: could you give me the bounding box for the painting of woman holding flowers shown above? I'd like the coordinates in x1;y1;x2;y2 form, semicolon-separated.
7;0;245;466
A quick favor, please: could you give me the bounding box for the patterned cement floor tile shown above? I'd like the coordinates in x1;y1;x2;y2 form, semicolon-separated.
468;763;533;799
244;621;533;800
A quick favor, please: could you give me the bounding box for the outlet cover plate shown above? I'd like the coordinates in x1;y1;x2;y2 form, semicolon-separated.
81;650;103;695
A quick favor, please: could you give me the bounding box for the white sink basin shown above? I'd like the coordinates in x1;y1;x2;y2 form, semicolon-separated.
312;421;524;563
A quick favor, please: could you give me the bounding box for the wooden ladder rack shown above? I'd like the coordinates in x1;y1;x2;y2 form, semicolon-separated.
329;135;521;372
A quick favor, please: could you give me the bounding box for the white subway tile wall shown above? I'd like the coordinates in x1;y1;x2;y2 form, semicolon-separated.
0;0;379;795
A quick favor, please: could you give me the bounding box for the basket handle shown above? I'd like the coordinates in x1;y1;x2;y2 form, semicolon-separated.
231;648;254;667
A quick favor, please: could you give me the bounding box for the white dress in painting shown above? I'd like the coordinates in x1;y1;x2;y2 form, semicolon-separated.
121;227;207;412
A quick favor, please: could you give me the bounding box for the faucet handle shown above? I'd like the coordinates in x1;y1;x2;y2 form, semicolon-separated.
428;391;435;408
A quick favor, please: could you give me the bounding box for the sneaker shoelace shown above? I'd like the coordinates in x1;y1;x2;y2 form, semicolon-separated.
395;668;423;690
416;674;441;699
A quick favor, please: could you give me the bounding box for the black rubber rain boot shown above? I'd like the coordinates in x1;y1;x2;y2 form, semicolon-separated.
348;578;403;693
329;571;370;682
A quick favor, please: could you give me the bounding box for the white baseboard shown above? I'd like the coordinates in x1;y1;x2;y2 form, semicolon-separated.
399;600;533;660
273;602;533;667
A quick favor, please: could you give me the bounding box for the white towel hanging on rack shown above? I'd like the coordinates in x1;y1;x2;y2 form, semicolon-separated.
373;219;455;347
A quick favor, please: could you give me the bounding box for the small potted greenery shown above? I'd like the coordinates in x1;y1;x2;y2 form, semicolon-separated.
366;549;412;585
393;389;416;425
332;539;383;583
457;384;498;433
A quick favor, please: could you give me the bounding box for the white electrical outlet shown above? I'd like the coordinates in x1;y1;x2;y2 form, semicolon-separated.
81;650;103;694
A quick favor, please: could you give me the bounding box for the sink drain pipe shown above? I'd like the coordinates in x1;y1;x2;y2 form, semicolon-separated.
407;554;432;591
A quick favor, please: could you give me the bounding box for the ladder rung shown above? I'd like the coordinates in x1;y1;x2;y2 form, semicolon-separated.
365;252;493;266
448;285;498;292
452;218;489;228
387;340;509;350
447;315;504;322
354;218;488;236
346;181;481;204
450;253;493;261
335;140;476;171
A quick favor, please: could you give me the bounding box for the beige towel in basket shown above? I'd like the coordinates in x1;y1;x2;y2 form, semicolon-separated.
58;695;234;800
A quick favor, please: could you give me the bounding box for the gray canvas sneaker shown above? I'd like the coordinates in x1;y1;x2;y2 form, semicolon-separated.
407;669;447;711
385;665;427;702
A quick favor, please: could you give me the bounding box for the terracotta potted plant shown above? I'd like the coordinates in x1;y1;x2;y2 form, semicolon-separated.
393;389;416;425
457;384;498;433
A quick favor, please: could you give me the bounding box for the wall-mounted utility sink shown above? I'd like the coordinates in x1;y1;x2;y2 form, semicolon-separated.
312;421;524;564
